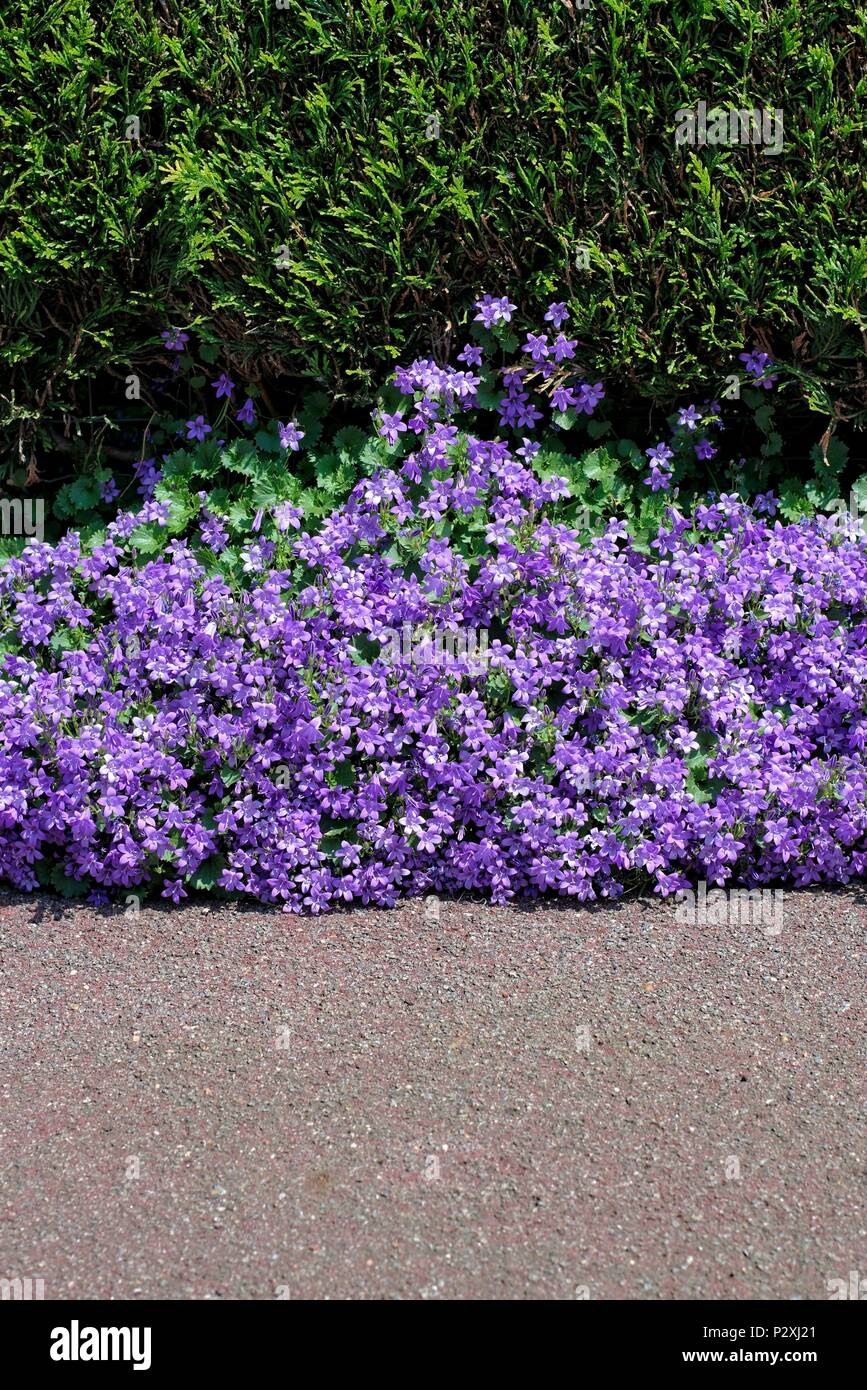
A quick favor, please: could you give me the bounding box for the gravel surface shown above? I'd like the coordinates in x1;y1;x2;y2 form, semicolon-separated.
0;887;863;1300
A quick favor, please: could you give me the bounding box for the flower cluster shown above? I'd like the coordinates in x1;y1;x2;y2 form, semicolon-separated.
382;300;606;443
739;349;779;389
1;398;866;912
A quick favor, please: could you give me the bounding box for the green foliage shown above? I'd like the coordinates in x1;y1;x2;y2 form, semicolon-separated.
1;0;865;472
0;357;858;562
93;408;867;591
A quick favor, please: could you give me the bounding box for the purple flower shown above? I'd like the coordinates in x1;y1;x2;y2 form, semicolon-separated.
739;350;779;388
199;513;229;552
278;420;305;452
644;442;674;492
677;404;701;432
753;491;778;515
376;412;407;446
185;416;212;443
161;329;189;352
474;294;517;328
646;442;674;466
5;460;867;913
552;334;577;363
213;372;235;400
523;333;549;363
236;397;257;427
274;501;303;532
544;302;569;329
551;385;577;412
4;288;862;920
457;343;483;367
695;438;717;461
576;381;605;414
134;457;161;499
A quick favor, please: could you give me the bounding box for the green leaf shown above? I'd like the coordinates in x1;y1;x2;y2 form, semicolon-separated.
129;522;167;554
685;771;712;804
351;634;383;664
586;418;612;439
333;426;367;456
49;866;89;898
581;448;612;481
331;761;357;788
255;428;282;456
191;856;226;891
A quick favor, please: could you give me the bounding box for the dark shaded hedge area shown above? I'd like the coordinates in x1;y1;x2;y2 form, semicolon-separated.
1;0;865;475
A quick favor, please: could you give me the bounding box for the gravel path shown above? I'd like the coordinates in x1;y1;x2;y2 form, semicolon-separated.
0;887;863;1300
